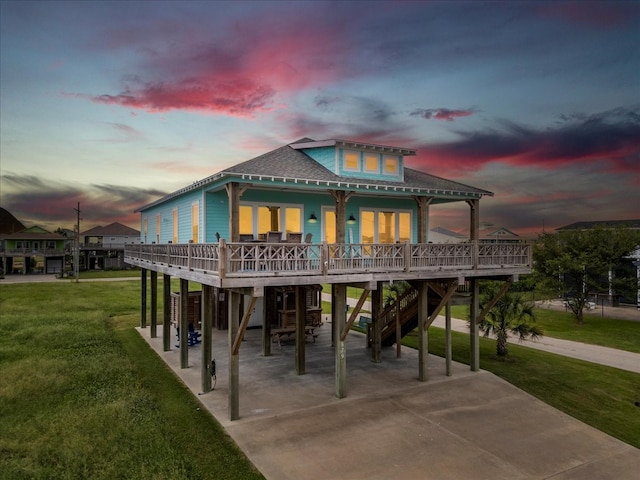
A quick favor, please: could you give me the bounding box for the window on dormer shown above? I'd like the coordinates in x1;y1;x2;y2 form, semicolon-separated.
384;155;399;175
344;151;359;171
364;153;379;173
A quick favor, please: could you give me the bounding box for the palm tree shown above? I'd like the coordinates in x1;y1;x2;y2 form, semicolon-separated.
478;291;543;357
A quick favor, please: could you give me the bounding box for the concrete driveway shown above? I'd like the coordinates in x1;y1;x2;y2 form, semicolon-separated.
138;324;640;479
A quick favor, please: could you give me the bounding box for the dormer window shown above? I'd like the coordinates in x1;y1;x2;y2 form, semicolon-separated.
343;151;359;171
364;153;380;173
384;155;399;175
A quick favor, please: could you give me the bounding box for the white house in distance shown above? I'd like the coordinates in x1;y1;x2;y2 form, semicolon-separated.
80;222;140;270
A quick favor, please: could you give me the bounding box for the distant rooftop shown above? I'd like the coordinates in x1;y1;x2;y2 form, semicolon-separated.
81;222;140;236
557;219;640;230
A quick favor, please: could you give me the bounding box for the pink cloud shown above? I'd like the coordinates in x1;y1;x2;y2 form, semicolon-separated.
82;10;351;117
409;108;640;178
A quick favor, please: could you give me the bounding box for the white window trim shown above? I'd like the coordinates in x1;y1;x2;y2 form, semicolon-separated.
240;201;304;237
359;208;412;243
343;150;360;172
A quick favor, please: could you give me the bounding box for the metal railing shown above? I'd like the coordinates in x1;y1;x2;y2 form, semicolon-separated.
125;241;532;279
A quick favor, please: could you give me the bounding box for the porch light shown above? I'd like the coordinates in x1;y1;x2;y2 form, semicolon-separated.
308;212;318;224
347;214;357;225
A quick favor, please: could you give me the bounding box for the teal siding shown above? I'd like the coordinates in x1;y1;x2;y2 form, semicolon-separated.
205;190;229;241
141;190;202;244
299;146;336;172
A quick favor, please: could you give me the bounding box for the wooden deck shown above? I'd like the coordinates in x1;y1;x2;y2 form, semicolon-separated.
125;241;532;288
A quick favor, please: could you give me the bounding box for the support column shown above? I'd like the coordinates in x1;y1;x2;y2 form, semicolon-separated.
262;287;272;356
445;302;452;376
466;199;480;242
163;274;171;351
413;196;433;243
140;268;147;328
179;279;189;369
370;283;383;363
295;286;306;375
469;278;480;371
225;182;248;243
150;271;157;338
228;291;241;420
333;284;347;398
201;284;213;393
417;281;429;381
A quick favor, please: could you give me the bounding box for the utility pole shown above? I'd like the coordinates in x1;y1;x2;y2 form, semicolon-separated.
74;202;81;282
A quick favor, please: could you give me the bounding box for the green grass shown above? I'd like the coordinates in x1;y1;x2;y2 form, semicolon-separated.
2;279;639;479
402;328;640;449
0;282;264;480
450;304;640;353
77;269;142;279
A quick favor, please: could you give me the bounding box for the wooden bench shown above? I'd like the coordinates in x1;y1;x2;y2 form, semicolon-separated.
271;326;318;347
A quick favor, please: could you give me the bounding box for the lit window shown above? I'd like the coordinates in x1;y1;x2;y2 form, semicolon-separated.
285;207;301;234
384;155;399;174
361;209;411;243
191;203;199;242
364;153;379;173
344;151;359;171
239;205;253;235
323;209;336;243
172;209;178;243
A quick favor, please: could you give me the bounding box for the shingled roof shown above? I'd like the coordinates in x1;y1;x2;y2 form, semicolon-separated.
138;138;492;211
81;222;140;236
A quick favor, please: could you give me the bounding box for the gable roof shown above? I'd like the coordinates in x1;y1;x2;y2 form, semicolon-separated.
137;138;492;212
0;225;65;241
0;207;26;234
430;227;467;239
479;226;520;240
81;222;140;236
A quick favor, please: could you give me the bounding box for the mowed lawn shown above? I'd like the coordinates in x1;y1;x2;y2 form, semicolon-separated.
0;281;264;480
1;280;639;480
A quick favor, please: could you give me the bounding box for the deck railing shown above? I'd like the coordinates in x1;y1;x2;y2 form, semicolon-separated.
125;241;532;279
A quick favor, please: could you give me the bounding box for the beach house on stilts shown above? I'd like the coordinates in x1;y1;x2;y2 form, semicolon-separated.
125;138;532;420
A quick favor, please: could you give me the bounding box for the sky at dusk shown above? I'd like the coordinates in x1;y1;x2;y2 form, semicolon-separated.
1;0;639;237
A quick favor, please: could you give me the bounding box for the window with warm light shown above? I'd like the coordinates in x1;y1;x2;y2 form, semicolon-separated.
156;214;161;243
172;209;178;244
240;203;302;239
384;155;399;175
323;208;336;243
191;203;199;242
239;205;253;235
143;218;148;243
364;153;379;173
361;209;411;243
284;207;301;234
344;151;359;171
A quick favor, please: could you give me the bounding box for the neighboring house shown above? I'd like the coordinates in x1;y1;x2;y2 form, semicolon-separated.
428;227;467;243
556;219;640;307
80;222;140;270
0;225;66;274
126;137;533;421
478;225;521;243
